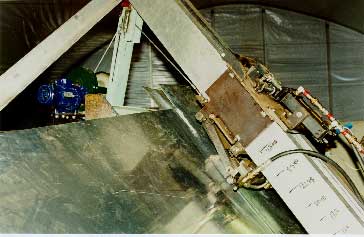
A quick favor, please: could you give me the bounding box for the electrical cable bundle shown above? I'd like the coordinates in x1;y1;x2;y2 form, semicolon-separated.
250;149;364;205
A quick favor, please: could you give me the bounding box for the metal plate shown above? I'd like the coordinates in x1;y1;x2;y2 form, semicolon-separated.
0;111;221;233
162;85;305;234
0;85;305;233
203;71;272;147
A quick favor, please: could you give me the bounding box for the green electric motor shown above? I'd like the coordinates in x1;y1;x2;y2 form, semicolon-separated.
66;67;99;94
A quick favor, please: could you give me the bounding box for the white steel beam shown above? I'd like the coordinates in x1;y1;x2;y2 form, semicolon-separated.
130;0;229;99
246;123;364;234
106;6;143;107
0;0;122;111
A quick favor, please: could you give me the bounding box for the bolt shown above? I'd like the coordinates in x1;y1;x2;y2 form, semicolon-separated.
226;176;234;184
221;53;226;57
231;146;239;154
296;112;303;118
195;112;205;122
229;73;235;78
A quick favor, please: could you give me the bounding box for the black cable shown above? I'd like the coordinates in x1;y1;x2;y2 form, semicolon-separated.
351;144;364;178
340;128;364;176
268;149;364;205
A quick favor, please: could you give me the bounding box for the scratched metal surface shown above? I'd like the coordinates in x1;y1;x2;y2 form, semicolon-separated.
160;85;217;159
159;85;305;234
0;110;219;233
0;85;305;233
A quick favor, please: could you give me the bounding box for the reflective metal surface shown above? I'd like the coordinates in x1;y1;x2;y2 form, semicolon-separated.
158;85;306;234
0;110;218;233
0;85;305;233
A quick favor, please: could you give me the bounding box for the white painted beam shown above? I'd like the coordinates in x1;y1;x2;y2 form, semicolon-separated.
106;7;143;107
246;123;364;234
0;0;122;111
130;0;228;98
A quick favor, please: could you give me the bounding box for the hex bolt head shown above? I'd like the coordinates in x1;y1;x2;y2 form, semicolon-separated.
226;177;234;184
260;111;267;118
296;112;303;118
195;112;205;122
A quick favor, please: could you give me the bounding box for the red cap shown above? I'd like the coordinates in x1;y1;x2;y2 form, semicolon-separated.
121;0;131;8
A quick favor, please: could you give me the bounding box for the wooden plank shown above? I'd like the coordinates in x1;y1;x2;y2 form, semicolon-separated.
85;94;116;120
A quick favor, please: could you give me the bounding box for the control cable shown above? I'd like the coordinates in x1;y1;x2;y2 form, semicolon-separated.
343;127;364;177
351;144;364;175
251;149;364;205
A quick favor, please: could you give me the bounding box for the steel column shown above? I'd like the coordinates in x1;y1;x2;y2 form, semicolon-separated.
106;6;143;107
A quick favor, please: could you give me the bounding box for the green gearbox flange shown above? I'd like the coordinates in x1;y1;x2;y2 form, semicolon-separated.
66;67;99;94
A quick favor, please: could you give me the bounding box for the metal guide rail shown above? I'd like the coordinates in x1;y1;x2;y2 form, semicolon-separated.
130;0;364;233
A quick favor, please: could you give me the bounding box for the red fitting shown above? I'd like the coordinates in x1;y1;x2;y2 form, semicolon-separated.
303;89;310;97
341;130;348;136
121;0;131;8
327;113;334;120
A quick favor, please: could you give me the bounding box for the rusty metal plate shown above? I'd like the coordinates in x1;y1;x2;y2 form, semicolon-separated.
203;71;272;147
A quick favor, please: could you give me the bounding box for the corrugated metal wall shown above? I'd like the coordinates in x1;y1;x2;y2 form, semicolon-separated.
82;4;364;121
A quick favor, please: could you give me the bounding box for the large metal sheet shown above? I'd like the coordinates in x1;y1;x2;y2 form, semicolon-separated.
157;85;305;234
0;111;223;233
0;86;305;233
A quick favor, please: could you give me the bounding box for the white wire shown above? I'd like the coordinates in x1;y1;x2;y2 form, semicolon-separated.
94;33;117;73
95;25;201;95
